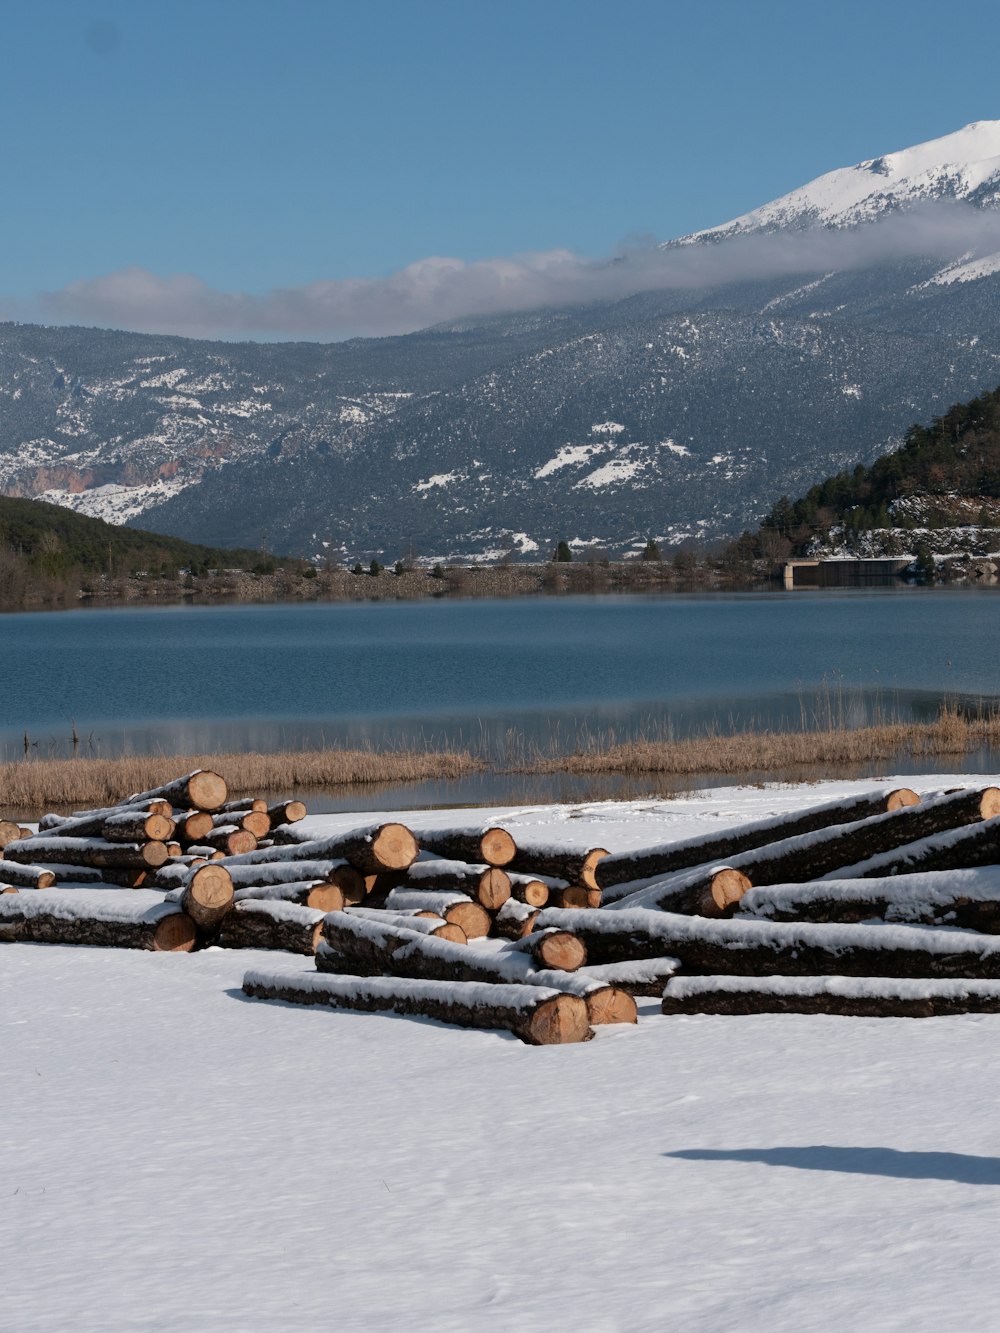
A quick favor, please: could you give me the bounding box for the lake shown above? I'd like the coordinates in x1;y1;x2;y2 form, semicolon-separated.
2;590;998;766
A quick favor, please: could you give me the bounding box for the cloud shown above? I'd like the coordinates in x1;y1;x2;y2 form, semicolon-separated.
37;201;1000;341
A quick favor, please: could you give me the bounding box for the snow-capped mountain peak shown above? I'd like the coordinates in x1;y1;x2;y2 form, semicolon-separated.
677;120;1000;243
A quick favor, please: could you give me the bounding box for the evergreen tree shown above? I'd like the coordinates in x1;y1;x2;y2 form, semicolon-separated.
641;538;661;561
553;540;573;563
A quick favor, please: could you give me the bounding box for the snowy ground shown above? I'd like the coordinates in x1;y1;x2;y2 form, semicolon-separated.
5;776;1000;1331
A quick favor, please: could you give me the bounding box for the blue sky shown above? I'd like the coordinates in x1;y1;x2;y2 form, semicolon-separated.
3;0;1000;336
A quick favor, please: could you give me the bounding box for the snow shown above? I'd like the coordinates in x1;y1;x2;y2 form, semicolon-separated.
929;250;1000;285
575;457;645;490
532;442;608;478
9;776;1000;1327
413;471;459;492
681;119;1000;240
665;974;1000;1001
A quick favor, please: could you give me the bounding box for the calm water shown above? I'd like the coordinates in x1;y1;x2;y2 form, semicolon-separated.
2;590;999;763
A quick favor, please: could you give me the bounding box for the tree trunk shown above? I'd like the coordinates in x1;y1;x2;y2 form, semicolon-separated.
234;880;353;912
832;817;1000;880
536;904;1000;977
661;975;1000;1018
578;957;681;997
217;900;324;953
242;969;592;1045
174;811;215;844
267;800;307;825
739;868;1000;933
127;770;228;812
600;787;921;889
3;836;169;871
213;810;270;839
101;811;176;844
0;863;65;888
412;826;517;868
200;826;258;856
381;888;491;938
505;873;553;907
492;898;540;940
38;800;174;839
179;864;234;930
344;907;467;943
271;823;419;874
507;844;608;890
222;798;269;815
403;860;511;909
501;928;587;972
0;891;196;951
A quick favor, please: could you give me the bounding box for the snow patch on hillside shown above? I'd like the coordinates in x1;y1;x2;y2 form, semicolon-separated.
534;443;609;479
39;477;193;524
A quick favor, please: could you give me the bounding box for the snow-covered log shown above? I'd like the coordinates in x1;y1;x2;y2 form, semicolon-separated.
535;905;1000;977
266;800;306;826
411;825;516;868
317;919;636;1025
127;770;228;812
345;907;467;942
173;811;215;844
221;797;268;815
739;868;1000;932
37;799;173;838
492;898;540;940
0;820;22;848
224;859;365;902
234;880;353;912
0;889;197;951
218;900;324;954
212;810;270;839
242;970;592;1045
402;859;511;909
831;817;1000;880
507;843;608;890
577;957;682;997
101;811;176;844
500;927;587;972
504;873;552;906
661;975;1000;1018
178;864;234;930
0;862;105;889
199;825;258;856
382;888;491;938
2;836;169;871
551;885;604;910
599;788;920;890
267;823;419;875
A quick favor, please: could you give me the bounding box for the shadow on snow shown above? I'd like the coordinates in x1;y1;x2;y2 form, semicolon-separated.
665;1146;1000;1185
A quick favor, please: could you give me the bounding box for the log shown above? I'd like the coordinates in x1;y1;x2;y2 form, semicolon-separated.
831;817;1000;880
2;836;168;871
599;787;921;890
661;975;1000;1018
382;889;491;938
101;811;176;844
501;927;587;972
577;957;682;997
0;820;22;849
0;863;58;889
199;826;258;857
505;873;553;907
268;823;419;874
612;788;1000;912
127;770;228;812
177;864;234;930
344;907;467;943
37;799;174;838
222;859;365;903
221;798;269;815
739;868;1000;933
507;843;608;890
166;841;182;858
403;859;511;910
267;800;307;825
552;886;604;910
609;864;752;918
242;969;592;1045
492;898;540;940
318;917;635;1025
413;826;517;868
212;810;270;839
0;889;197;951
174;811;215;844
218;900;324;954
234;880;351;913
535;905;1000;977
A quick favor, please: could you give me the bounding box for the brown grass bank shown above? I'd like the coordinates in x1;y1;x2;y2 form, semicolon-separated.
0;747;483;811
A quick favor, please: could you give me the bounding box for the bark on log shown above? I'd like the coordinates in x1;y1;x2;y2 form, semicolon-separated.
382;889;491;938
600;787;921;890
507;845;608;890
739;868;1000;933
344;907;467;943
221;798;269;815
101;811;176;844
318;917;633;1025
222;859;365;903
536;905;1000;977
832;817;1000;881
271;823;419;874
552;886;604;910
2;836;169;870
505;873;552;907
0;891;196;951
578;957;682;997
502;928;587;972
413;826;517;868
492;898;540;940
179;864;234;930
127;770;228;812
242;969;592;1045
37;799;174;838
661;975;1000;1018
218;900;324;954
403;860;511;910
0;863;58;888
234;880;350;913
267;800;307;825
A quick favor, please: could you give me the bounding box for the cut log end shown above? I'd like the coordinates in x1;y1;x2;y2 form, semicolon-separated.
0;821;22;849
709;868;753;914
304;884;347;913
480;827;517;867
522;994;592;1045
585;987;639;1026
478;867;511;910
371;823;420;871
433;922;468;944
980;787;1000;820
535;930;588;972
886;787;920;811
579;848;609;890
188;771;228;812
445;901;491;939
152;913;198;952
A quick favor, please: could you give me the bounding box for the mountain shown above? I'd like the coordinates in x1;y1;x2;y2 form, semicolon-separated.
5;123;1000;560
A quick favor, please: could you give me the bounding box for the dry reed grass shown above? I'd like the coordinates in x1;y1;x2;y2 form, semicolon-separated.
524;706;1000;777
0;748;483;812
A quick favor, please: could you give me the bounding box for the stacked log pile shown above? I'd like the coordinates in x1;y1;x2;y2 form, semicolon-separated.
12;779;1000;1035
